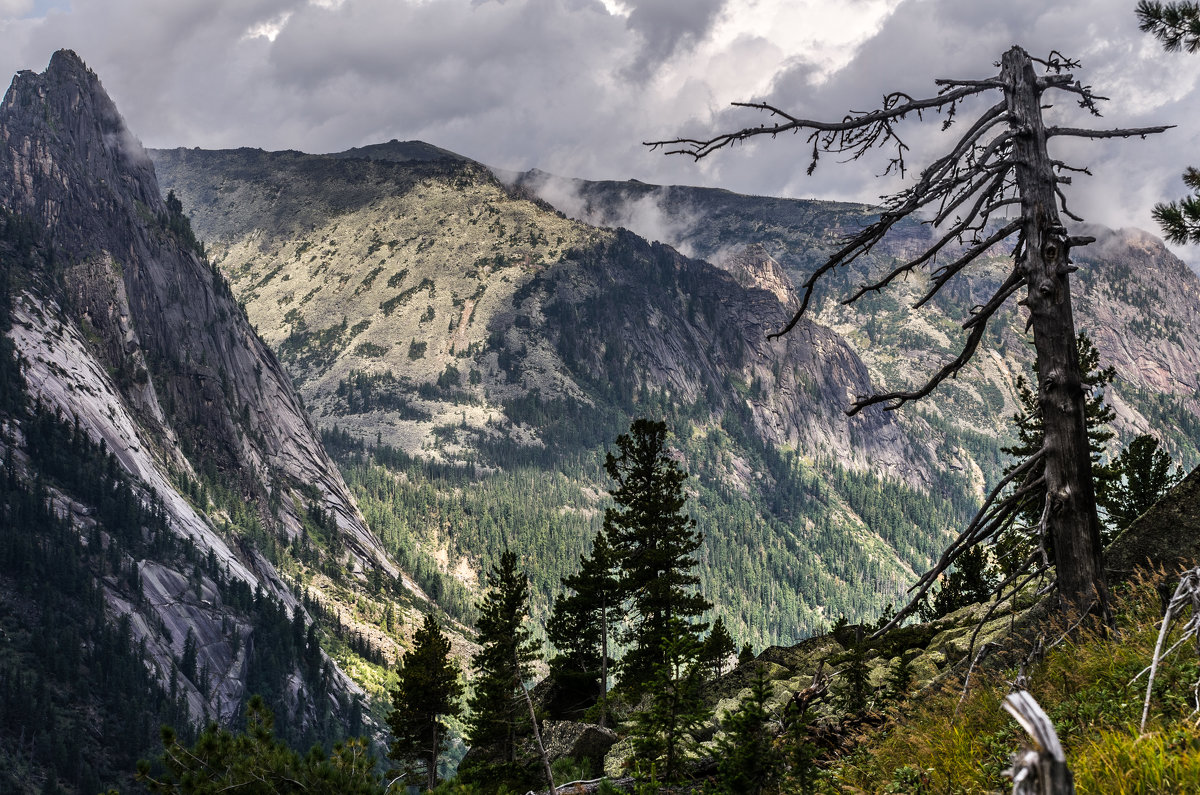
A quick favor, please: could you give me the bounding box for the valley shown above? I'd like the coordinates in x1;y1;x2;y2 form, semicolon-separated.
3;45;1200;793
152;141;1200;651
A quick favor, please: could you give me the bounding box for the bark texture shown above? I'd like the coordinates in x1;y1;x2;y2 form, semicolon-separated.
1003;46;1109;618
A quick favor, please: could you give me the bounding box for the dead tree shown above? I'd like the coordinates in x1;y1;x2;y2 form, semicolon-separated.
648;46;1168;623
1003;690;1074;794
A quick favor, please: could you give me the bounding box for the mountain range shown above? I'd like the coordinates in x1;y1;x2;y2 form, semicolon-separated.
150;132;1200;645
3;49;1200;790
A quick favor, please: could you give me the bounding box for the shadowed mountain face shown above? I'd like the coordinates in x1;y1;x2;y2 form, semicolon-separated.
0;51;450;787
515;170;1200;456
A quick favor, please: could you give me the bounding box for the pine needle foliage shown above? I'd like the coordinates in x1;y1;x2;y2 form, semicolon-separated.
714;667;783;794
462;549;540;787
136;696;378;794
1138;1;1200;52
1102;434;1183;532
387;614;463;792
546;529;621;722
1138;3;1200;243
604;419;711;693
629;624;712;787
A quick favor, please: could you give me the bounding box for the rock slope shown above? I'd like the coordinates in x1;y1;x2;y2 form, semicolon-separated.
0;51;423;739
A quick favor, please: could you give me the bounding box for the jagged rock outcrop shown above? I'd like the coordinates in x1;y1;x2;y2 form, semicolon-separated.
0;50;404;734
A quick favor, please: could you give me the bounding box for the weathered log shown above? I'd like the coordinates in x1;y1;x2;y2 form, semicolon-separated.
1003;690;1074;794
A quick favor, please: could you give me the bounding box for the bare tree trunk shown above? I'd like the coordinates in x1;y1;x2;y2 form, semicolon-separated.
428;724;438;792
600;593;609;729
1003;46;1110;622
517;651;556;794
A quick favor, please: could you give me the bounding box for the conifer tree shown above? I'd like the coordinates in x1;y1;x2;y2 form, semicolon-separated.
701;616;737;679
1101;434;1182;531
387;614;463;792
1138;2;1200;242
714;667;782;794
137;696;378;794
629;623;712;786
737;643;755;667
463;549;540;786
546;529;621;725
837;634;872;715
924;545;998;619
604;419;711;692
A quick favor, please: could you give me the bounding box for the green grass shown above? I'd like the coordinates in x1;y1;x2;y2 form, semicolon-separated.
833;570;1200;793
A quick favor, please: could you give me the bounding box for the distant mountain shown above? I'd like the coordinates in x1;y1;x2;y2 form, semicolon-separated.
0;52;450;789
328;138;472;163
513;170;1200;457
151;139;1200;656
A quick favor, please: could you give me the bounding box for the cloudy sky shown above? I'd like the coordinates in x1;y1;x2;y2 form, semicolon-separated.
3;0;1199;259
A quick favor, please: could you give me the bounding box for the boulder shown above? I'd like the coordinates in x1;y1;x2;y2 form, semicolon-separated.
540;720;618;774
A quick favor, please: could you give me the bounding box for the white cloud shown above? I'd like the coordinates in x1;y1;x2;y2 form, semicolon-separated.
0;0;1196;248
243;10;292;41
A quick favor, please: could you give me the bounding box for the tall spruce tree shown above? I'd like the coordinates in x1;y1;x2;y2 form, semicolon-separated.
387;614;463;792
546;529;621;726
605;419;710;693
462;549;540;788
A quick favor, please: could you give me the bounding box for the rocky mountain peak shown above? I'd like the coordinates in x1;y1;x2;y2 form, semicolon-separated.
1;52;414;738
2;49;160;255
712;243;796;306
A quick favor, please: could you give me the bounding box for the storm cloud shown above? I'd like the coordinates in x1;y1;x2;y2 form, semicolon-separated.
1;0;1197;259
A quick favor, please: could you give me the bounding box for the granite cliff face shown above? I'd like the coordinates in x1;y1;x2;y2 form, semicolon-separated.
0;51;426;751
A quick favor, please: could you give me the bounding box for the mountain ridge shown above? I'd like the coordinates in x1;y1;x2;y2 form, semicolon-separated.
0;52;456;779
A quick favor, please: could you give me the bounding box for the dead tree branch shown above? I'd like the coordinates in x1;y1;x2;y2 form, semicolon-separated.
1134;566;1200;732
1003;690;1075;794
650;44;1167;629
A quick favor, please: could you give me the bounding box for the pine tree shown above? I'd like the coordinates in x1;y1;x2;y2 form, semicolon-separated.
1138;2;1200;242
629;624;712;786
701;616;737;679
837;632;872;715
462;549;540;788
136;696;378;794
1100;434;1182;532
714;667;782;794
546;530;621;725
387;614;463;792
737;643;755;667
604;419;711;693
924;546;998;619
883;654;915;705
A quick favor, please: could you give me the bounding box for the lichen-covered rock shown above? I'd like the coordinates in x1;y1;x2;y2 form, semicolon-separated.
541;721;618;771
603;735;636;780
